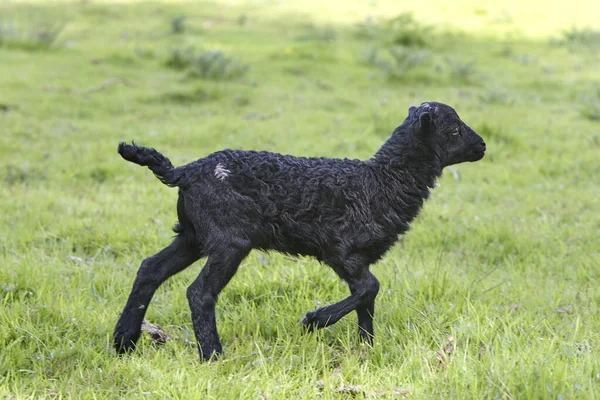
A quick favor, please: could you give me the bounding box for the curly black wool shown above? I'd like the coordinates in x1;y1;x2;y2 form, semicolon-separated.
113;102;486;361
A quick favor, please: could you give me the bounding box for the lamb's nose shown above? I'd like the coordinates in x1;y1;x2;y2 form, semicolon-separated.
480;141;486;148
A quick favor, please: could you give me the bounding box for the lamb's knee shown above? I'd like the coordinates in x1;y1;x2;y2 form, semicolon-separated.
359;274;380;303
186;284;216;312
186;283;201;304
134;257;159;285
367;275;380;300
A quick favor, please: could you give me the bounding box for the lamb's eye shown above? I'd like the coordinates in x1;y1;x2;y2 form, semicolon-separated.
451;128;460;136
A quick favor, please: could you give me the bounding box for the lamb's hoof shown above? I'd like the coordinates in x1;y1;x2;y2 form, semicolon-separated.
199;345;223;362
302;311;327;332
301;313;314;332
113;331;140;354
358;331;375;347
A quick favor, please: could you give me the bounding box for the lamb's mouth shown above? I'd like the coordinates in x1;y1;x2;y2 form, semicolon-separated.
470;150;485;161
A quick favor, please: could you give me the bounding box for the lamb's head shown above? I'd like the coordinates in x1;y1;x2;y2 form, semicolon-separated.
408;102;486;167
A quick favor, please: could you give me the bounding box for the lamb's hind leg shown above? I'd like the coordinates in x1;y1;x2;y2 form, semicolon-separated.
302;265;380;339
186;239;250;361
114;236;201;353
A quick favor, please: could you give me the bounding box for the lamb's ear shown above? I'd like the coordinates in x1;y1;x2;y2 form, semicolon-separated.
408;106;417;118
419;112;433;133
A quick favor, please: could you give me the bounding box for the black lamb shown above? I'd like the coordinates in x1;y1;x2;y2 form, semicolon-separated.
113;102;486;361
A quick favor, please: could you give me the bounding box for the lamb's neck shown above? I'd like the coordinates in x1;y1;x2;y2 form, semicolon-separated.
368;137;442;233
371;133;443;191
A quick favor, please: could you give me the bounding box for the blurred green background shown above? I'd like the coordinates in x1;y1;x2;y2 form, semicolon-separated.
1;0;599;398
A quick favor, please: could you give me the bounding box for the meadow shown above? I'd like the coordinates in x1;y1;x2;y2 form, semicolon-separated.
1;0;599;398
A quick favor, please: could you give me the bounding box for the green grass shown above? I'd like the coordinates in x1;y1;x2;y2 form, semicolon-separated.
1;0;599;398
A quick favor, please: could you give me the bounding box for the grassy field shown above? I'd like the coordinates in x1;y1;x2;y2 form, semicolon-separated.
1;0;599;398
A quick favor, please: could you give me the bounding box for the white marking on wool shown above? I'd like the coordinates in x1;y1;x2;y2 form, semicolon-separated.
214;163;231;181
421;102;438;112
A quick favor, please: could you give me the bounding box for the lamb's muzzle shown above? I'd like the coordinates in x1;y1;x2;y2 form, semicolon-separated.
113;101;486;361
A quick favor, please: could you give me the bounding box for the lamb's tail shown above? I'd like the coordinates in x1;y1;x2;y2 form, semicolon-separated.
117;142;182;187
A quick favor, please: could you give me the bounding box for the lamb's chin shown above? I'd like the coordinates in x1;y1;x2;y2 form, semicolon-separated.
469;151;485;162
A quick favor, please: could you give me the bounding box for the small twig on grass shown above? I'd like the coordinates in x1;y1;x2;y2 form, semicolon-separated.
81;77;135;95
435;335;455;369
316;382;412;397
141;319;172;345
316;367;412;397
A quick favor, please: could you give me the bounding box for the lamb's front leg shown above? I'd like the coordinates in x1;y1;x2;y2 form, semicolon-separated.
302;270;379;339
355;300;376;345
186;242;250;361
